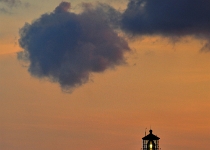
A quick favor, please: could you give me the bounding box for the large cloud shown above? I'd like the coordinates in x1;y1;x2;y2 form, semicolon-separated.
18;2;130;92
122;0;210;51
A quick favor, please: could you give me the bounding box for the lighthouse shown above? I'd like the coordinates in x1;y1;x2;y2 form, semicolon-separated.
142;129;160;150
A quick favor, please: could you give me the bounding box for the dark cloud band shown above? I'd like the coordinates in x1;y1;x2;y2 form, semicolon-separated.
122;0;210;50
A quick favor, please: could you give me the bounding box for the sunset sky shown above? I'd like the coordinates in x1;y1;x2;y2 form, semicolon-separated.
1;0;210;150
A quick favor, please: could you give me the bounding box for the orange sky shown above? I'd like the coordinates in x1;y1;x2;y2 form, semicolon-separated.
1;1;210;150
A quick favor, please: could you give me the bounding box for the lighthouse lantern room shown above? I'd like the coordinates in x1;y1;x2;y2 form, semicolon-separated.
142;130;160;150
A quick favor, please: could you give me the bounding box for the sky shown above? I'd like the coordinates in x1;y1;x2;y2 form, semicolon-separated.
1;0;210;150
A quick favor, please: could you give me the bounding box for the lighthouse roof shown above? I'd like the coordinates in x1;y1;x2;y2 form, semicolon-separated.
142;130;160;140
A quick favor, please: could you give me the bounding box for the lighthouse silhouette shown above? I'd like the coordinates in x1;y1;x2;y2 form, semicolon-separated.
142;129;160;150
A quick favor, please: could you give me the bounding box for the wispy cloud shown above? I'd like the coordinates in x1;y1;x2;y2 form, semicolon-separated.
0;0;21;7
0;0;29;14
0;7;10;14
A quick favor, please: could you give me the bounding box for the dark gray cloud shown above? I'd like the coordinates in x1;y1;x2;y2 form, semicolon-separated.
18;2;130;92
121;0;210;51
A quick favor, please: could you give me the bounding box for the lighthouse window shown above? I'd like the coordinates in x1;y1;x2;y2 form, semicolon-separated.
149;141;153;150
